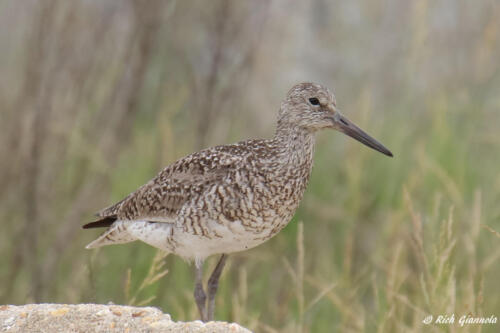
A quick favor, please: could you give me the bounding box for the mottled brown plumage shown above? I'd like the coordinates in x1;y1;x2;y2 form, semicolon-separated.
83;82;392;321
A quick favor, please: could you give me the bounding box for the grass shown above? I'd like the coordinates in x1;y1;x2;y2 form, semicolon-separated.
3;86;499;332
1;1;499;332
84;104;499;333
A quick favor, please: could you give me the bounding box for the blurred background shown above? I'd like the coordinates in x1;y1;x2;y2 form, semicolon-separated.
1;0;499;332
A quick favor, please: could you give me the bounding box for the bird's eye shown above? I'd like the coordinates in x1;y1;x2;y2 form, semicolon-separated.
308;97;320;106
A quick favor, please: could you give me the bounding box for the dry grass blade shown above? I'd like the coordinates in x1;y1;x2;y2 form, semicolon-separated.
126;250;169;306
124;268;132;304
137;295;157;307
282;257;297;286
385;287;427;316
481;224;500;239
404;188;431;281
305;282;337;312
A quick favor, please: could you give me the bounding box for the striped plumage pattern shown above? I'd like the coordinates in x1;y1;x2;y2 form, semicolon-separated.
83;82;393;322
84;82;378;263
85;132;315;261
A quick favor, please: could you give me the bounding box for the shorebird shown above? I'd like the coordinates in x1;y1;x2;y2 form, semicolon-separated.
83;82;392;321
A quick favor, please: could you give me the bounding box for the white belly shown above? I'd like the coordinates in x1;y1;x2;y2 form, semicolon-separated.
124;219;276;262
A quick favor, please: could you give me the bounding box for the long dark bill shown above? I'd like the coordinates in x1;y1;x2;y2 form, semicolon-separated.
335;113;393;157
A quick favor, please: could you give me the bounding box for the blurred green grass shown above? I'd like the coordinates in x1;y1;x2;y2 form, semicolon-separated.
1;1;499;332
82;88;500;332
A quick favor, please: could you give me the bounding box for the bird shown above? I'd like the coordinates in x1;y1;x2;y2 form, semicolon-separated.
83;82;393;322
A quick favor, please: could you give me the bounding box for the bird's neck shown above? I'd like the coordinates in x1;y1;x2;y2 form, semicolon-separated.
273;126;316;166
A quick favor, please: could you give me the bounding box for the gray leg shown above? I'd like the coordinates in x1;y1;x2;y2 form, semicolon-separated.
206;254;228;321
194;261;207;322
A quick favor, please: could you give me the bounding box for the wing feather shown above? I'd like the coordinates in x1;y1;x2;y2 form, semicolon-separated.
95;147;245;222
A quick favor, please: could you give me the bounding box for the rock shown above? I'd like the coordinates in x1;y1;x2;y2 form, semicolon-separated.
0;304;251;333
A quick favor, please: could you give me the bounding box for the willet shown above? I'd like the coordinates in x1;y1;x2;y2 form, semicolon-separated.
83;82;393;321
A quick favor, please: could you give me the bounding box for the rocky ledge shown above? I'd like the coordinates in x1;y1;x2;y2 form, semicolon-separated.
0;304;251;333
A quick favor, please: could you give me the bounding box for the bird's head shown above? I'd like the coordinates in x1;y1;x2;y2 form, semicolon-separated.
278;82;393;157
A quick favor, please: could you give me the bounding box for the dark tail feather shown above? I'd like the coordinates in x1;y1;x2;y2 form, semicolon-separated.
82;216;117;229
